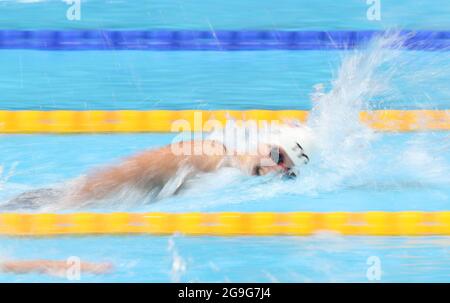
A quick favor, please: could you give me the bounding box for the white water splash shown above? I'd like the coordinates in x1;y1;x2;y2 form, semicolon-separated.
300;32;406;192
168;237;187;282
198;31;445;208
210;32;408;200
0;162;19;191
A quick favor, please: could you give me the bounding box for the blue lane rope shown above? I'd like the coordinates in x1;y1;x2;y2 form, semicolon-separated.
0;30;449;51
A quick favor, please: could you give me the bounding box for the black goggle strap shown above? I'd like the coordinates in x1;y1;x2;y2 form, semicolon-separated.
294;143;310;164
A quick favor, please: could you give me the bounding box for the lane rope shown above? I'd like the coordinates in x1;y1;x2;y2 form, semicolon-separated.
0;30;449;51
0;110;448;133
1;211;450;236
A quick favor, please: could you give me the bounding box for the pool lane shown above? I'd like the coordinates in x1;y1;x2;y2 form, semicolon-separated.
1;235;450;282
0;132;448;213
0;50;450;110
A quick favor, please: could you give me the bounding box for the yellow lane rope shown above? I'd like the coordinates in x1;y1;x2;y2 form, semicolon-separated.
1;211;450;236
0;110;448;133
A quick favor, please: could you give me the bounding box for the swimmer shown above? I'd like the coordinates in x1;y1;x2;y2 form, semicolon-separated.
0;259;113;277
1;125;316;210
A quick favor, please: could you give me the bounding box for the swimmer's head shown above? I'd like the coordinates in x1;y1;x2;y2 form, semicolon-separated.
215;123;316;178
266;125;317;177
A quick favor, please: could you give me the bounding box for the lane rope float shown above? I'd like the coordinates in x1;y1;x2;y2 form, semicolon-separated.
1;211;450;236
0;30;449;51
0;110;449;133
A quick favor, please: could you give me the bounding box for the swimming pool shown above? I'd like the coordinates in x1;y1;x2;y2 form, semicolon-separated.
0;0;450;282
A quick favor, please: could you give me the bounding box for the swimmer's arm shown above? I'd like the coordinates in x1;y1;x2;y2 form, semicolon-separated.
73;140;226;201
0;260;112;276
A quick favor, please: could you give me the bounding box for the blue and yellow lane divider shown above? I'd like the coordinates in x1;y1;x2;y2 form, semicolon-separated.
0;110;449;133
1;211;450;236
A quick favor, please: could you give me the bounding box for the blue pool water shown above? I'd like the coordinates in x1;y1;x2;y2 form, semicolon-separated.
0;0;450;282
1;0;450;30
1;50;450;110
1;236;450;283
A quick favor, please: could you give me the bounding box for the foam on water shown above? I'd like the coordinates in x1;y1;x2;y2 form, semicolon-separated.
297;33;405;193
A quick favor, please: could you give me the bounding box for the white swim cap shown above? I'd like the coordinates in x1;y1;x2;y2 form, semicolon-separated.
268;125;316;168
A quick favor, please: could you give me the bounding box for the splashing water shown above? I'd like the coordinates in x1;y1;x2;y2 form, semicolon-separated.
168;237;187;282
272;32;449;201
303;32;406;192
207;33;408;197
189;31;450;205
0;162;19;191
